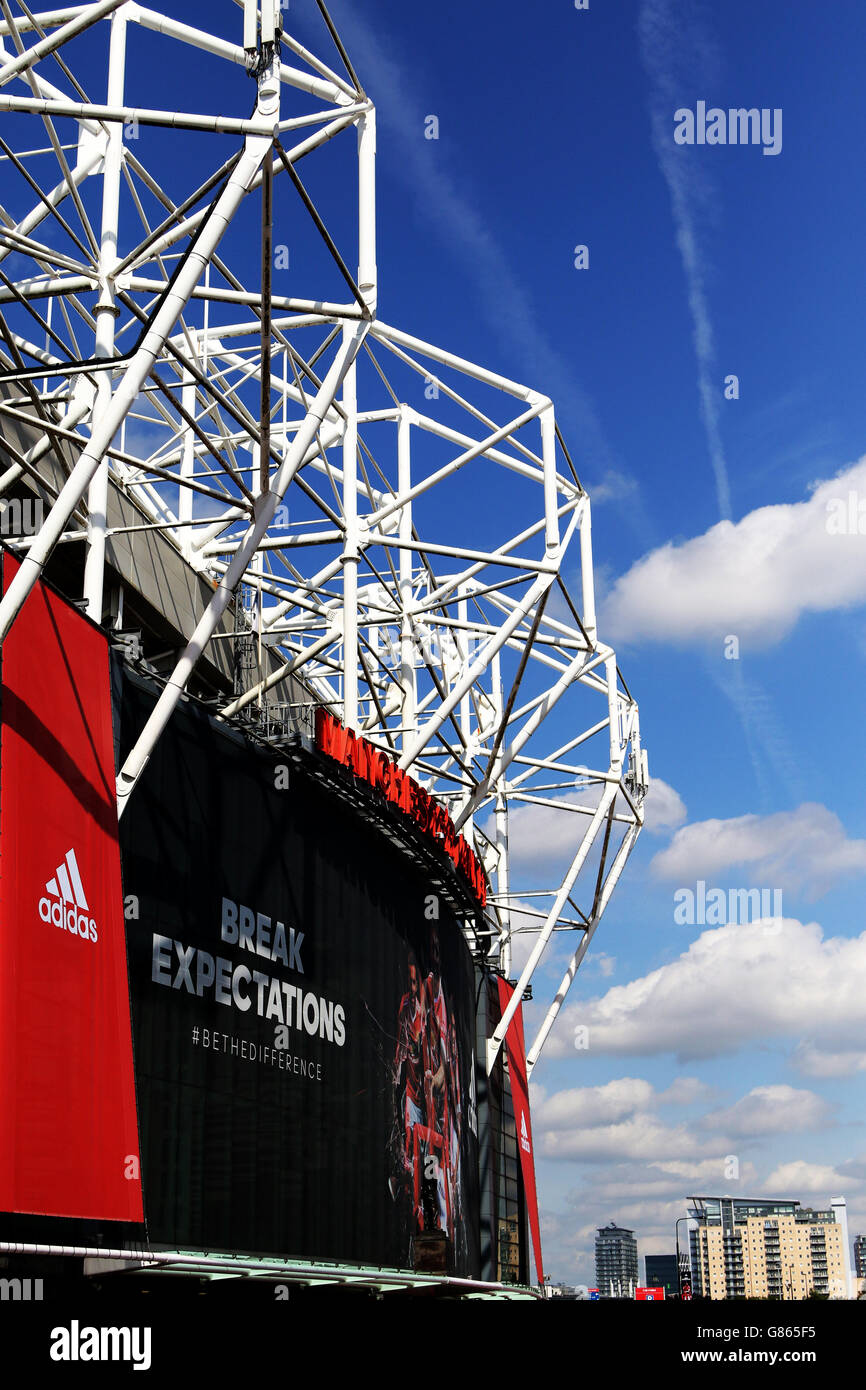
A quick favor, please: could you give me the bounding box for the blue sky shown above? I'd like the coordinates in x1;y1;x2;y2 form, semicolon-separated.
22;0;866;1287
276;0;866;1287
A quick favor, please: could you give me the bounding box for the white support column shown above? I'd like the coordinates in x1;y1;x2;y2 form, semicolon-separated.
457;587;473;822
579;496;597;646
398;406;416;751
606;653;622;768
179;369;195;561
540;401;559;557
341;328;359;731
357;107;376;316
83;5;127;621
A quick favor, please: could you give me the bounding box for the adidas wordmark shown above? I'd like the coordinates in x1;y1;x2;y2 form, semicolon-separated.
38;848;98;943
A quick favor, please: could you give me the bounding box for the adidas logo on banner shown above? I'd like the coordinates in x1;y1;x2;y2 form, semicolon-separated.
38;849;99;943
519;1110;531;1155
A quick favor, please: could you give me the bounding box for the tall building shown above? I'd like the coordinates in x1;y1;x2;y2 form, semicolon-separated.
688;1196;850;1300
645;1254;679;1296
596;1224;638;1299
854;1235;866;1279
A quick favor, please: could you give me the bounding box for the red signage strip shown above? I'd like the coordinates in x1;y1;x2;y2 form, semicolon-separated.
0;555;143;1223
315;708;487;906
496;978;544;1287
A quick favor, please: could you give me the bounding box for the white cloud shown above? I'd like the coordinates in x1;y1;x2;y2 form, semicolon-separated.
577;1157;758;1204
539;1112;710;1164
535;1077;734;1164
763;1159;861;1197
604;456;866;647
545;919;866;1062
534;1078;655;1130
656;1076;715;1107
791;1043;866;1079
703;1085;834;1138
643;777;687;835
649;803;866;899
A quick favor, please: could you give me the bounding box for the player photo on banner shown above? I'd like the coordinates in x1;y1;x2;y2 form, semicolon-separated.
389;921;478;1272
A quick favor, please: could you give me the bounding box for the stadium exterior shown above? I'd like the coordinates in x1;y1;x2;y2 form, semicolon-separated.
0;2;647;1297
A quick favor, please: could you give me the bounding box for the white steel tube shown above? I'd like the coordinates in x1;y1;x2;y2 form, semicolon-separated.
357;108;376;313
398;407;416;750
606;654;623;770
541;403;559;555
0;9;91;35
579;497;597;644
341;332;359;730
83;6;126;620
179;372;195;560
373;320;534;401
0;93;275;134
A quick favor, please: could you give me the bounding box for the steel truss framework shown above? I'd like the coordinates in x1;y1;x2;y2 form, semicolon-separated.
0;0;648;1074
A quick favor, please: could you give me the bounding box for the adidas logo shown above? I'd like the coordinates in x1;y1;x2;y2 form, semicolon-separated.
519;1110;531;1154
38;849;99;943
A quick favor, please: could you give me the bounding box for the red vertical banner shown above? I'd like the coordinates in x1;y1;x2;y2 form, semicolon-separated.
496;978;544;1286
0;555;143;1223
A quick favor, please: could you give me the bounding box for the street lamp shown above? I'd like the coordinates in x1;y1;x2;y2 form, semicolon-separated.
676;1216;692;1299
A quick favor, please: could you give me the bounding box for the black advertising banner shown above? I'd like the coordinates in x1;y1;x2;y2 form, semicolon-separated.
116;666;480;1275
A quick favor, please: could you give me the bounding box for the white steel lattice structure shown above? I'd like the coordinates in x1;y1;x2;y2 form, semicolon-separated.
0;0;648;1074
